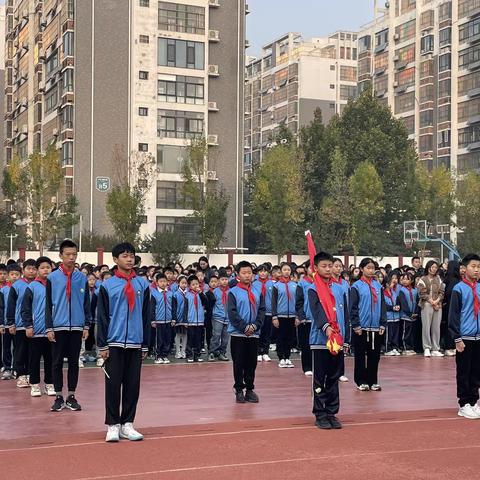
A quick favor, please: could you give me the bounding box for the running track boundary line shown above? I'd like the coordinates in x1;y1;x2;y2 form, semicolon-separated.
0;415;462;454
72;444;480;480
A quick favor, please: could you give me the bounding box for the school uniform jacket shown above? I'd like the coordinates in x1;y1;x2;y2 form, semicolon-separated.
96;276;151;352
332;278;350;307
212;287;229;324
398;286;418;322
7;279;34;330
384;288;401;323
349;279;387;332
227;286;265;338
1;285;10;327
173;288;188;326
252;279;274;315
185;291;207;326
0;289;5;328
20;281;48;337
45;269;91;332
448;281;480;343
295;278;315;322
150;287;176;324
272;280;297;318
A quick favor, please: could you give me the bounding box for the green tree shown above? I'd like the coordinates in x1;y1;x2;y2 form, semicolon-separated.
249;144;306;260
106;146;156;245
349;161;385;257
143;231;188;266
2;146;78;254
457;172;480;254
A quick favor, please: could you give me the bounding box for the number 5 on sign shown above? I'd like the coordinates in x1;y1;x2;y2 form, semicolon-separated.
96;177;111;192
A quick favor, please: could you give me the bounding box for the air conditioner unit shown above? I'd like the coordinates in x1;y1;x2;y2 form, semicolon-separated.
52;128;59;136
208;64;219;76
207;170;217;180
209;30;220;42
393;81;399;87
207;134;219;145
266;143;273;148
393;33;400;41
393;55;400;62
208;101;219;111
38;81;45;92
40;20;47;30
208;0;220;7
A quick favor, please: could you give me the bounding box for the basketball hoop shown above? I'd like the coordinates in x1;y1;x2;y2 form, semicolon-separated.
404;240;413;250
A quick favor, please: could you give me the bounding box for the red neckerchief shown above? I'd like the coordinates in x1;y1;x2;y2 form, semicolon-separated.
21;278;33;284
114;270;137;312
237;282;257;313
158;288;167;305
167;281;174;291
278;276;292;300
464;279;479;318
190;289;199;309
405;285;414;303
59;264;73;301
384;287;393;301
35;277;47;287
258;277;268;297
331;276;342;285
304;276;314;284
220;285;229;306
361;276;378;304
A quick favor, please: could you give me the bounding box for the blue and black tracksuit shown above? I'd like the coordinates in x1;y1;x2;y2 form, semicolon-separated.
448;281;480;408
150;287;176;358
272;280;298;361
295;278;314;372
398;286;418;351
384;288;401;352
210;287;230;357
252;278;274;355
1;284;13;371
184;291;207;361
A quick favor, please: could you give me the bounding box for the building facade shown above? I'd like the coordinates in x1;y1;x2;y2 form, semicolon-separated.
0;4;5;172
358;0;480;174
4;0;245;249
243;31;358;173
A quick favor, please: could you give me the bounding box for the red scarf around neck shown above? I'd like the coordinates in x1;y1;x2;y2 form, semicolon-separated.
464;279;479;318
35;277;47;287
258;277;268;298
237;282;257;313
405;285;414;303
384;287;393;301
115;270;137;312
278;276;292;300
361;276;378;304
220;285;229;306
304;276;314;284
59;264;73;301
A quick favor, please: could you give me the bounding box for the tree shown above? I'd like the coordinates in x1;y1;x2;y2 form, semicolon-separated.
2;146;78;254
106;145;156;245
143;231;188;266
348;161;385;258
76;231;119;252
457;172;480;254
249;144;306;260
201;187;230;254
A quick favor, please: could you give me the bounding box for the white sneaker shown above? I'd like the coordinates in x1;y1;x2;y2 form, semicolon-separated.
262;354;272;362
285;359;295;368
175;352;182;359
16;375;29;388
106;424;121;442
120;423;144;441
431;350;444;357
278;359;287;368
96;357;105;367
79;359;84;368
385;350;397;356
445;349;456;356
44;384;56;396
269;344;276;351
357;384;370;391
424;348;431;357
393;349;402;356
339;375;349;382
403;350;416;356
472;404;480;417
458;404;480;420
163;358;170;364
291;348;299;353
304;371;313;376
30;384;42;397
154;358;164;364
257;355;263;362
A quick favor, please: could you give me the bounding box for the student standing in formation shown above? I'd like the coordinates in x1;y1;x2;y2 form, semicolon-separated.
227;261;265;404
173;275;188;359
0;264;7;375
272;263;297;368
204;273;218;353
308;252;350;429
150;272;176;365
253;265;273;362
448;254;480;420
7;259;37;388
295;261;314;376
398;272;418;355
46;240;91;412
21;257;55;397
384;272;402;356
185;275;207;363
350;258;386;391
208;269;230;362
97;243;151;442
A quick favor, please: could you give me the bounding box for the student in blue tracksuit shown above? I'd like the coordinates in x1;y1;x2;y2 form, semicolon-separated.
448;254;480;420
46;240;91;412
97;243;151;443
308;252;350;430
228;261;265;404
173;275;189;359
295;261;314;375
383;272;402;356
350;257;387;391
21;257;55;398
398;272;418;355
272;263;298;368
0;263;7;374
7;258;37;388
208;269;230;362
252;264;274;362
150;272;176;364
185;275;207;362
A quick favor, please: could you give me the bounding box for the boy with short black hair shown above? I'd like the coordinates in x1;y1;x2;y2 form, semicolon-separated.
46;239;91;412
449;253;480;420
228;261;265;403
253;265;273;362
208;269;230;362
185;275;207;362
97;242;150;442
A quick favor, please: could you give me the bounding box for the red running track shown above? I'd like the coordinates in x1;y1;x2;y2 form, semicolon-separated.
0;356;477;480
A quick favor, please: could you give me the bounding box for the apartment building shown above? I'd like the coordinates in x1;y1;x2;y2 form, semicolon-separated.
358;0;480;174
0;4;4;172
4;0;246;249
244;31;358;173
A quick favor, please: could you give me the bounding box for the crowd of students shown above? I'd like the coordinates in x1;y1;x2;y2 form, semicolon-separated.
1;239;479;439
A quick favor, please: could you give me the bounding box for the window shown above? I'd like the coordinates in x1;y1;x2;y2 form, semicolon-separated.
438;105;451;123
158;75;204;104
157;145;186;173
459;0;480;19
63;32;74;56
394;92;415;114
62;105;74;129
459;124;480;148
46;51;59;75
340;65;357;82
67;0;75;18
420;10;434;31
138;179;148;189
458;152;480;174
438;79;451;99
375;52;388;72
330;84;335;89
396;67;415;87
438;129;451;148
460;18;480;43
439;28;452;47
420;110;433;128
156;181;185;209
439;53;451;72
158;38;204;69
61;142;73;166
439;2;452;22
139;71;149;80
140;0;149;6
139;35;149;44
396;44;415;63
459;45;480;69
358;35;371;53
156;216;201;244
358;58;371;76
401;0;416;15
375;29;388;48
158;2;205;34
459;71;480;96
419;135;433;153
340;85;357;101
395;19;415;42
138;143;149;152
420;84;434;103
330;65;335;71
458;98;480;122
420;59;434;78
402;116;415;135
44;88;58;114
374;75;388;94
62;69;74;94
157;109;204;139
139;107;148;116
420;35;434;55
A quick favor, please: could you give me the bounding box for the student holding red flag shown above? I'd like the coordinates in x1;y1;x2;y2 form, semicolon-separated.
349;258;387;392
97;243;151;442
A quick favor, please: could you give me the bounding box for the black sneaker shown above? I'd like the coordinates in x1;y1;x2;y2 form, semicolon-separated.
315;417;332;430
245;390;259;403
65;394;82;411
328;415;343;429
235;390;246;403
51;395;65;412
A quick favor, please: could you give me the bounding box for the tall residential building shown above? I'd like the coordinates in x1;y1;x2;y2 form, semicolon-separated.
358;0;480;174
4;0;246;249
244;31;358;173
0;4;5;172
